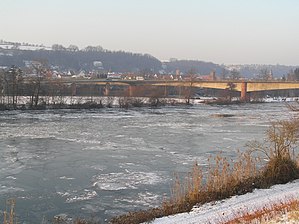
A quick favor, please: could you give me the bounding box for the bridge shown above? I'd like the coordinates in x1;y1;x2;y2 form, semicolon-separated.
61;79;299;101
151;80;299;101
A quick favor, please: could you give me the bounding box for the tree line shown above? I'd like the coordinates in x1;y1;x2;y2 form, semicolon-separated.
0;66;74;109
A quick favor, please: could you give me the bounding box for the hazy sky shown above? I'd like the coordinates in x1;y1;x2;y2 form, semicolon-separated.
1;0;299;65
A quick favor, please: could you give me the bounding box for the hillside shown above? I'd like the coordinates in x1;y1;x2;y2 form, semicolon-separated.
163;60;224;75
225;64;298;78
0;41;229;75
0;41;298;77
0;48;162;73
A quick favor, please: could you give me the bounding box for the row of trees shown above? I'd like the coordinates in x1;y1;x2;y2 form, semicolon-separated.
0;65;201;110
286;68;299;81
0;66;70;109
51;44;104;52
0;66;23;106
223;68;299;81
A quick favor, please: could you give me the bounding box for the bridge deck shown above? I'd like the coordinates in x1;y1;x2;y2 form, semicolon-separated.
57;79;299;92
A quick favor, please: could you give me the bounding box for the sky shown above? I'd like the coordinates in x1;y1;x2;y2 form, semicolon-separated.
0;0;299;65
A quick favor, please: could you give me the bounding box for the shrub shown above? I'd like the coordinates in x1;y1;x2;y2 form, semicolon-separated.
262;156;299;185
248;119;299;186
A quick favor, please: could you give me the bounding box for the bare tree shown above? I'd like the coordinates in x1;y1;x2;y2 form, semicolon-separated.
229;69;241;80
221;68;229;80
184;74;196;104
3;66;23;108
258;68;270;80
52;44;66;51
27;63;48;108
45;78;66;106
27;76;42;108
0;69;5;104
84;45;104;52
225;82;237;102
246;119;299;184
294;68;299;81
67;45;79;52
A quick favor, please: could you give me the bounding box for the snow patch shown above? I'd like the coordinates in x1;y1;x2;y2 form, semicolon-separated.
151;180;299;224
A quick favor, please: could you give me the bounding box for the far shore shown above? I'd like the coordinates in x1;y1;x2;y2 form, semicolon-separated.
0;95;295;111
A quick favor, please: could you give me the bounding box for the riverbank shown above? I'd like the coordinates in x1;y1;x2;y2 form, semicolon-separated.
151;179;299;224
0;96;191;110
1;96;298;111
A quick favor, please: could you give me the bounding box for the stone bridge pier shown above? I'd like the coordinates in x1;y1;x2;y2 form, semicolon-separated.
104;83;110;96
71;83;77;96
240;81;249;102
128;85;135;97
128;85;143;97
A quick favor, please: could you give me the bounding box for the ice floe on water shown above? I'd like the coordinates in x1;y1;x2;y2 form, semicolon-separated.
66;191;98;203
89;164;107;171
92;172;166;191
59;176;75;180
0;185;24;194
116;191;162;207
6;176;17;180
57;189;98;203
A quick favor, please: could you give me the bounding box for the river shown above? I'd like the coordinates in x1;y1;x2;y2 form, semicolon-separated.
0;103;294;223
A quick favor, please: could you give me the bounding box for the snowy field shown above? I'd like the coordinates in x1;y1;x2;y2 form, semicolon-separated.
151;180;299;224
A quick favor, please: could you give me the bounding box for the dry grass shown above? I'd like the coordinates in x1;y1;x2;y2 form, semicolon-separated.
169;152;261;207
223;199;299;224
286;210;299;222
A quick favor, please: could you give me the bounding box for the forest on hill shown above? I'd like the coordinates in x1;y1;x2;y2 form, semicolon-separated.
0;48;162;73
0;43;297;77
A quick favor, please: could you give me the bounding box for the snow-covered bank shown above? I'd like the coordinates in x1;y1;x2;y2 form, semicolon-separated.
151;180;299;224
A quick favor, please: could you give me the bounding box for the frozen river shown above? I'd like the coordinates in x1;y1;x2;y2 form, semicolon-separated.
0;103;294;223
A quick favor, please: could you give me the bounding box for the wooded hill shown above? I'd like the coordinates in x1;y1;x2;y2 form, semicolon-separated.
1;47;295;77
0;48;225;75
0;49;162;73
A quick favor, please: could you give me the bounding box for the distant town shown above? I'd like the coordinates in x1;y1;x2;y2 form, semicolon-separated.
1;40;299;82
